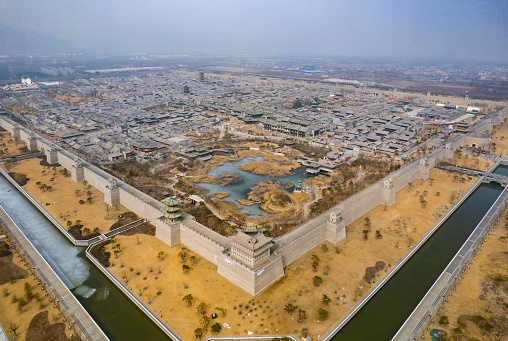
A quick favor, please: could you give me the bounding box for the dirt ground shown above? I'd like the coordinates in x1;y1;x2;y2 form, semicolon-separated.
490;120;508;156
452;154;495;171
0;131;27;158
0;235;76;341
5;158;128;235
425;211;508;341
0;241;28;284
102;168;474;340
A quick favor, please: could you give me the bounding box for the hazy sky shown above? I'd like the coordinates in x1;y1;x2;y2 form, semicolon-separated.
1;0;507;61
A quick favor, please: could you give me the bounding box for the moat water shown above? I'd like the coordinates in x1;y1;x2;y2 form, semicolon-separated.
0;173;169;341
329;182;502;341
197;157;309;217
492;163;508;177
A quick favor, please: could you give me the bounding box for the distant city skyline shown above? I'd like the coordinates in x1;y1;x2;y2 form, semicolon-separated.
0;0;507;62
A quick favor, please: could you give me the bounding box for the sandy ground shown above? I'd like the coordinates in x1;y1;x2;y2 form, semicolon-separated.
0;131;27;158
103;168;473;340
5;158;128;235
425;212;508;341
0;236;74;340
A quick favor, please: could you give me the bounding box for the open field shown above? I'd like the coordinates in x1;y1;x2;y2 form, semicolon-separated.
102;168;473;340
0;235;77;341
4;157;128;236
425;209;508;341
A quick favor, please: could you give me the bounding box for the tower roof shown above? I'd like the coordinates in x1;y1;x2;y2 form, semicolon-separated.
230;231;272;252
163;196;180;206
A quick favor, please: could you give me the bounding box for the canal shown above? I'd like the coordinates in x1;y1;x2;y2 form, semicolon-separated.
0;173;170;341
492;163;508;177
329;182;503;341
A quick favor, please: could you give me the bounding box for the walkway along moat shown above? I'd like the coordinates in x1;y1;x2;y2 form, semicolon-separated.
324;182;503;341
0;172;171;341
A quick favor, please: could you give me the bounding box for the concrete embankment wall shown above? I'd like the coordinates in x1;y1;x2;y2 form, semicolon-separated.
0;207;108;341
0;166;90;247
393;181;508;341
84;245;183;341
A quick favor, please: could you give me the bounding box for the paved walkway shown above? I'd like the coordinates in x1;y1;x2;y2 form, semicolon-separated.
0;207;108;341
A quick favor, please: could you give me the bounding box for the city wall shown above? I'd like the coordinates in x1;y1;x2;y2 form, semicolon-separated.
217;253;285;297
0;110;502;296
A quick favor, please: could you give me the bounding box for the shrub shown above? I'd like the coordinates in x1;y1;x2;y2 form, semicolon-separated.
439;316;449;325
211;322;222;334
318;308;329;320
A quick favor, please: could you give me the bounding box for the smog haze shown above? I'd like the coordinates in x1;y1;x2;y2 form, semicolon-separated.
1;0;507;62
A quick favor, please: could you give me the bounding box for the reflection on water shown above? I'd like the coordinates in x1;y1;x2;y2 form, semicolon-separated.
197;157;309;217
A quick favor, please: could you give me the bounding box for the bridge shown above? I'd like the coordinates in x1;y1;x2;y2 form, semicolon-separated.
436;161;508;186
297;157;336;174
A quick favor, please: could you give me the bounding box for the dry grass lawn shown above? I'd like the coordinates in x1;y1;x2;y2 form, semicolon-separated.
0;236;74;340
103;168;474;340
5;158;128;235
0;131;27;158
490;120;508;156
452;154;494;171
240;160;300;177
